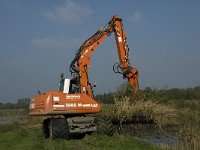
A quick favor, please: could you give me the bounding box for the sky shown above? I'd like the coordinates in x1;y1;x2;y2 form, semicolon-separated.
0;0;200;102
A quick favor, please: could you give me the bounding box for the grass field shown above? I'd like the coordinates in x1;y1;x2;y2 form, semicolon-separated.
0;121;161;150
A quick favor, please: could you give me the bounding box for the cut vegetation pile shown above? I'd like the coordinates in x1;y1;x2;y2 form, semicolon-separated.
114;97;176;126
99;83;177;127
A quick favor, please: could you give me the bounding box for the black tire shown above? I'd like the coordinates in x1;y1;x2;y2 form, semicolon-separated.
49;118;70;139
95;117;113;136
42;118;50;138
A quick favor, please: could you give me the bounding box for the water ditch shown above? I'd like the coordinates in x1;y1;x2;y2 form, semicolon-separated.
113;124;179;146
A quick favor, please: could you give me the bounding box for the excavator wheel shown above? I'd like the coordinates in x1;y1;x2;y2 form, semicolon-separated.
49;118;70;139
95;117;113;136
42;118;50;138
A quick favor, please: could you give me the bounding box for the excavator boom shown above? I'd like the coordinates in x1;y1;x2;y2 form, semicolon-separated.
70;15;138;97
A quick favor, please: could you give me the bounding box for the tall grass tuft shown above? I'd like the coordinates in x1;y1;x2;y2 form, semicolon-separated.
174;105;200;150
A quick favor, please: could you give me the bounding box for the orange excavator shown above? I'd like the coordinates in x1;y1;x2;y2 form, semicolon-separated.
29;15;138;139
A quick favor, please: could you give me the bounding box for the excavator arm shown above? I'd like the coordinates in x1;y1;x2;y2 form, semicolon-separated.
70;15;138;97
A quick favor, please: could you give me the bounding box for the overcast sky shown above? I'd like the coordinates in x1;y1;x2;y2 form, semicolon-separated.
0;0;200;102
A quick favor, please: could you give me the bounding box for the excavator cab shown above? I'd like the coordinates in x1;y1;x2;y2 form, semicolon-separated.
59;73;80;94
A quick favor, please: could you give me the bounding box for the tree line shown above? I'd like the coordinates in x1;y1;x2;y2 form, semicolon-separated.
1;86;200;108
0;98;30;109
95;86;200;104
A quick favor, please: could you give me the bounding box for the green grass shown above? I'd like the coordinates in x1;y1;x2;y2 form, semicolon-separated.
0;124;161;150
